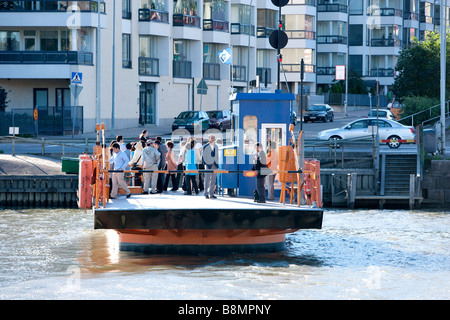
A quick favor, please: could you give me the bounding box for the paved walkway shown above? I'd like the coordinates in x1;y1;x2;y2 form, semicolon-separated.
0;154;62;175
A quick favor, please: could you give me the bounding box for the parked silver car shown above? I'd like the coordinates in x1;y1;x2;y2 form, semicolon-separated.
317;118;416;148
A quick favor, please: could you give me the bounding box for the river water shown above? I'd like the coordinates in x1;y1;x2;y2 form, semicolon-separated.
0;207;448;300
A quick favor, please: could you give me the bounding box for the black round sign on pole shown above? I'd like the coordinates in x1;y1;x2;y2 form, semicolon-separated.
269;30;288;49
271;0;289;7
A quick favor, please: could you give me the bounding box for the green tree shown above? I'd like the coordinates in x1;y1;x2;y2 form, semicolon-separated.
330;69;368;94
393;31;450;99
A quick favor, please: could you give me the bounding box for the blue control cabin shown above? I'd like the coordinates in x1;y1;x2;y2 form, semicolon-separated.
219;92;296;197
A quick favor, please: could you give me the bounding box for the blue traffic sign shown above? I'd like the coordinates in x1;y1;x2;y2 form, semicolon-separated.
71;72;82;84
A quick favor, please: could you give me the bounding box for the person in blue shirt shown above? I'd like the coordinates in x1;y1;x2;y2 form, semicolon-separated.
184;138;199;195
109;142;131;199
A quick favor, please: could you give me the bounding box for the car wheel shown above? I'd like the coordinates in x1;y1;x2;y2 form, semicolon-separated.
330;115;334;122
387;135;401;149
329;135;342;142
219;124;223;132
323;117;327;123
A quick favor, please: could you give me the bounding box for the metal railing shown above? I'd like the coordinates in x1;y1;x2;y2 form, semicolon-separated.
173;14;201;28
1;106;83;136
0;0;106;12
230;23;255;36
139;57;159;76
398;101;450;127
173;60;192;78
317;35;347;44
0;51;93;65
138;8;169;23
203;19;229;32
230;65;246;82
203;63;220;80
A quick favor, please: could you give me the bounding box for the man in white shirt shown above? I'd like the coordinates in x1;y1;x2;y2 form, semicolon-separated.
109;142;131;199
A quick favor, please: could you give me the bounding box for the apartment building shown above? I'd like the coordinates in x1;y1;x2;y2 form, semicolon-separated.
0;0;281;134
0;0;449;134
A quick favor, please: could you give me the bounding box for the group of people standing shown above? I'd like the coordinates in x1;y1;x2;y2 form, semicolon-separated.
109;130;220;199
108;129;279;204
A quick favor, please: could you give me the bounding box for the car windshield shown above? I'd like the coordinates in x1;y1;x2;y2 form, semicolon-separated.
309;105;326;111
206;111;222;118
369;110;387;117
177;112;198;119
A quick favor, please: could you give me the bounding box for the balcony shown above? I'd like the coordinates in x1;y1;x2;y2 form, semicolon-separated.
230;23;255;36
317;35;346;44
173;14;201;28
370;68;394;77
138;8;169;23
317;4;347;13
284;30;315;40
257;27;275;38
283;63;315;73
203;19;229;33
317;67;336;75
231;65;246;82
0;51;93;64
288;0;316;5
256;67;271;84
203;63;220;80
368;7;402;17
173;60;192;78
139;57;159;76
369;38;401;47
0;0;106;13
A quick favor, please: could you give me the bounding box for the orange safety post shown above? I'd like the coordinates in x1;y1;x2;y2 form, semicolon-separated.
77;153;93;209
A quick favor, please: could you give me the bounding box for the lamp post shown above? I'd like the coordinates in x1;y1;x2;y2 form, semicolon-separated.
96;0;101;125
246;0;254;92
440;0;447;155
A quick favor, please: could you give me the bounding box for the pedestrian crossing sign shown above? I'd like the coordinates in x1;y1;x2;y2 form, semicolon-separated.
71;72;83;84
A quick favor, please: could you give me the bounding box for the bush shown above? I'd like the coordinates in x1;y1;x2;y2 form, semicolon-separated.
400;96;440;126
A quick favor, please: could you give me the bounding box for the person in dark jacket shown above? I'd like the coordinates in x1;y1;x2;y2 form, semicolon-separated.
253;142;270;203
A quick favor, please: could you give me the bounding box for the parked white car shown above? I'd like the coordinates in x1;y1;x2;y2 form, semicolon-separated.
317;118;416;148
367;109;395;120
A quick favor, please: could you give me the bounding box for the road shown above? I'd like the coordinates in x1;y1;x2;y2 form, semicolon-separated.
0;110;419;156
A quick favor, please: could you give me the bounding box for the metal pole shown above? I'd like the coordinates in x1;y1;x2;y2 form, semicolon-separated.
441;0;447;154
246;0;253;92
344;0;350;116
277;6;281;91
300;59;304;132
96;0;101;125
111;0;116;137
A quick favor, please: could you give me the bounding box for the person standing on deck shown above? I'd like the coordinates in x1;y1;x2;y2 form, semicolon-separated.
109;142;131;199
142;140;160;194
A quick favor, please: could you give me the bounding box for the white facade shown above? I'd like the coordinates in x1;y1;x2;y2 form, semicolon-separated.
1;0;449;134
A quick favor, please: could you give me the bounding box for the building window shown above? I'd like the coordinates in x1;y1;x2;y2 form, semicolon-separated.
122;0;131;19
0;31;20;51
243;115;257;155
122;33;131;68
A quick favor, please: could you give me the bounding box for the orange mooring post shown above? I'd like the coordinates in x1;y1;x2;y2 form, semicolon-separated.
304;159;322;207
77;153;93;209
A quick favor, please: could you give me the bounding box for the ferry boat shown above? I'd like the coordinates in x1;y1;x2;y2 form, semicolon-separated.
77;122;323;254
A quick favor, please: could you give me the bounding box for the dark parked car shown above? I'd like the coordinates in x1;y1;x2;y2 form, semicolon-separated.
172;111;210;132
206;110;232;131
304;104;334;122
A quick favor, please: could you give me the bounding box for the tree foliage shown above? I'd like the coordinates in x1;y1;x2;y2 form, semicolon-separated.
393;31;450;99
